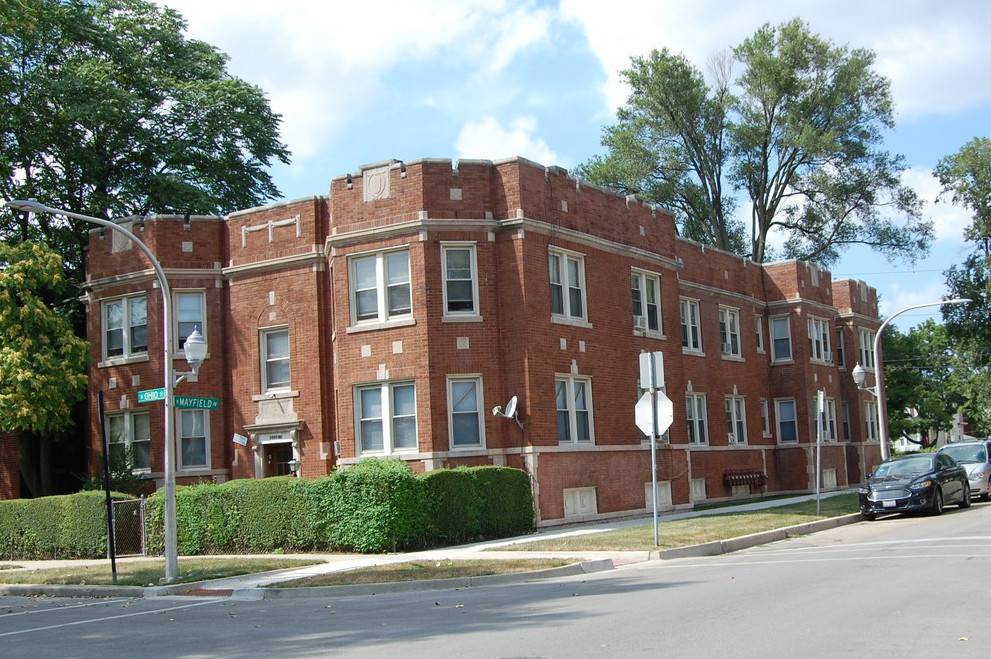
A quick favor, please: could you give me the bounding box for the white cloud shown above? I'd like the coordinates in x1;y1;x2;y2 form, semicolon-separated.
455;116;559;165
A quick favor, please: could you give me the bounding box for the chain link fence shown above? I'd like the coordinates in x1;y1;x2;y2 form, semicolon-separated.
111;497;146;557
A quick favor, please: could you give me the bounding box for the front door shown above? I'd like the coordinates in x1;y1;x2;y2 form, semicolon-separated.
263;443;294;477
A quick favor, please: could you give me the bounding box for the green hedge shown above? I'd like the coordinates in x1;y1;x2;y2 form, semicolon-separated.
1;462;535;560
0;491;115;560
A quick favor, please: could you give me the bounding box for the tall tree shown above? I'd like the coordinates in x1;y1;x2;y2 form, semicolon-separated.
0;241;89;496
1;0;291;273
577;18;931;268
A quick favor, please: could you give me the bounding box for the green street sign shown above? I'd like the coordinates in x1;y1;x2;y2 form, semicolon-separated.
174;395;220;411
137;387;166;403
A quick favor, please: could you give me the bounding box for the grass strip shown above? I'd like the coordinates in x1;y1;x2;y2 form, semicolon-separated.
272;558;574;587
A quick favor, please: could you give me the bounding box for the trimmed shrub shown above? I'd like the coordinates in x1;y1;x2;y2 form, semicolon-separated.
315;458;427;553
472;466;535;538
0;491;112;559
421;467;482;544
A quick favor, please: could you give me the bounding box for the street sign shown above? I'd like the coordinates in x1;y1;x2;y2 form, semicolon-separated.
137;387;166;403
175;395;221;410
635;390;674;436
638;351;665;389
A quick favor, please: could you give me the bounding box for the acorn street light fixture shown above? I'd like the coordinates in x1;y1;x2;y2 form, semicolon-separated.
3;198;207;585
853;298;970;461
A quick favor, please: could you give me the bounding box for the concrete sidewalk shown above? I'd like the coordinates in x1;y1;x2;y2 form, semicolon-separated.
0;491;858;599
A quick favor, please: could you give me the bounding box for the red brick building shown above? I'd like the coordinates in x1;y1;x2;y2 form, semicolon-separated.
80;157;883;524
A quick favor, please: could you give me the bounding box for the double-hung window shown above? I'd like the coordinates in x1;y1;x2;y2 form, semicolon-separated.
448;376;484;448
350;249;412;325
686;393;708;445
755;315;765;353
556;376;592;444
819;397;837;442
103;295;147;360
808;317;831;362
771;316;792;361
442;244;479;317
107;411;151;471
549;248;586;322
680;298;702;352
859;328;876;370
179;409;209;469
357;381;417;454
835;328;846;367
864;401;879;441
261;327;290;392
725;395;747;444
631;270;661;333
175;291;205;348
719;307;741;356
776;398;798;443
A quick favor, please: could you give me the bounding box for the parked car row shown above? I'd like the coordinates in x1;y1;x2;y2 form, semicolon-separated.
858;439;991;521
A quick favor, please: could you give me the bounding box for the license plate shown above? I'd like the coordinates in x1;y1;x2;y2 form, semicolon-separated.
882;500;897;508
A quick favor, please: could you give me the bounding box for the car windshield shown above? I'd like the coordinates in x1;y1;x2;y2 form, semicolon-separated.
873;456;933;477
941;444;987;464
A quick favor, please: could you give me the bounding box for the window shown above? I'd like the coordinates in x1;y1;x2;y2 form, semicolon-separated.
686;393;708;445
680;298;702;352
261;328;290;392
864;401;878;441
350;249;412;324
448;376;484;448
719;307;741;356
835;328;846;367
103;295;147;359
725;395;747;444
356;381;417;454
179;409;209;469
175;291;205;347
107;411;151;471
442;244;479;316
859;328;876;370
808;317;831;362
761;399;771;436
556;376;592;444
819;397;837;441
842;402;851;440
631;270;661;333
549;248;586;321
775;399;798;443
755;315;765;353
771;316;792;361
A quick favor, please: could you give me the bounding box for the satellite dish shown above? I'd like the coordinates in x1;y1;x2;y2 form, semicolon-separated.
504;395;518;419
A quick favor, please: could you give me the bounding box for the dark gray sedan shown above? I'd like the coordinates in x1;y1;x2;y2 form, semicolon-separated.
859;453;971;521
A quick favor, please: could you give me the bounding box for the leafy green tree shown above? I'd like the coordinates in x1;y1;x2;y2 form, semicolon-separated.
1;0;291;273
0;241;89;496
577;18;931;267
935;137;991;255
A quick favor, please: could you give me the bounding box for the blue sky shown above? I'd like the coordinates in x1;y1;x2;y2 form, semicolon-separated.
158;0;991;329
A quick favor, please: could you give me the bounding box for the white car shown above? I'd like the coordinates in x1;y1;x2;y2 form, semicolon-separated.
938;440;991;501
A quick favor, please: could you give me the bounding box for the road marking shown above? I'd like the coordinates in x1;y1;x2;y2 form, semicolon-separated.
0;599;222;638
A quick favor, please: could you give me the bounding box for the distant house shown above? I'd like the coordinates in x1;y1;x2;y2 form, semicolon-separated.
77;157;883;524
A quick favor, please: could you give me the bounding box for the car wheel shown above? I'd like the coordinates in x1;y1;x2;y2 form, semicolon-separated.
960;484;972;508
861;511;876;521
931;487;944;515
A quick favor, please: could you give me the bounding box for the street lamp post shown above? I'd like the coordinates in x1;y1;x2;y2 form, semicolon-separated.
852;298;971;461
4;199;204;584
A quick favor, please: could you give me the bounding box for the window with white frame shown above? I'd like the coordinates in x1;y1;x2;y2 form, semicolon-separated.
549;248;586;321
719;307;741;356
842;402;851;440
103;294;147;359
771;316;792;361
448;376;484;448
725;395;747;444
179;409;209;469
107;411;151;471
864;401;879;441
808;316;831;362
755;315;765;353
261;327;290;392
356;381;417;454
760;399;770;436
835;327;846;367
556;376;592;444
818;397;837;441
858;328;876;370
686;393;708;445
631;270;661;333
350;249;412;324
175;291;205;348
442;244;479;317
680;298;702;352
775;398;798;443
